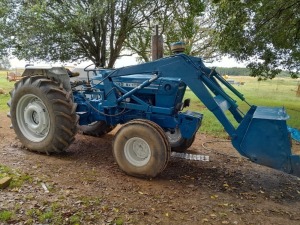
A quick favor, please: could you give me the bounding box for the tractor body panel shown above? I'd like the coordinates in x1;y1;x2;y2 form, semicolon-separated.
73;71;201;140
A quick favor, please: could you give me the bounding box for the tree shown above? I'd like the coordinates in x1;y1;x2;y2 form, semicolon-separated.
124;0;172;62
0;0;14;57
0;57;11;70
211;0;300;79
4;0;160;67
125;0;220;62
163;0;218;59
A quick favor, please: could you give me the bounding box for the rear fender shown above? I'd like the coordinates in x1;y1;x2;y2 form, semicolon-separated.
22;67;71;92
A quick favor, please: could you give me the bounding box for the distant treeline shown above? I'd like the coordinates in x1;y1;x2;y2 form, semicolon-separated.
215;67;296;77
215;67;250;76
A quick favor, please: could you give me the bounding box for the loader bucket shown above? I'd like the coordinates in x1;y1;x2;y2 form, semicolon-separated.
233;106;300;177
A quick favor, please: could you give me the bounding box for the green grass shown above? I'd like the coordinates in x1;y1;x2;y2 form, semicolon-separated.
0;210;14;222
185;76;300;137
0;164;32;188
69;214;81;225
114;217;124;225
38;211;54;223
0;70;14;112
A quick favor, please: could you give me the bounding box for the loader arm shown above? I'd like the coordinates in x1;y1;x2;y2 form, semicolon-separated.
111;54;300;177
111;54;244;138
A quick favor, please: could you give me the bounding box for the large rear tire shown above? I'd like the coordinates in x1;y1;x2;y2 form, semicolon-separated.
8;76;78;154
78;121;116;137
113;120;170;178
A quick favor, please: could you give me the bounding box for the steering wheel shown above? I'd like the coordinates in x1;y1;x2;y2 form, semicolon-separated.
83;64;96;72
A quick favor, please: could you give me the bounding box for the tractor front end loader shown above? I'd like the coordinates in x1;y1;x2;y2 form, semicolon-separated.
8;54;299;178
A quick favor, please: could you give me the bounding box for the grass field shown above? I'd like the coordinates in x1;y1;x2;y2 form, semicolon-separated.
185;76;300;137
0;71;299;137
0;71;13;112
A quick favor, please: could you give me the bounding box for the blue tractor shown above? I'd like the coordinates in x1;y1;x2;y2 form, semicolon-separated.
8;54;300;178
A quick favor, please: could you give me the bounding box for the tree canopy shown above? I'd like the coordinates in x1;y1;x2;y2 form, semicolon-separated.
126;0;218;62
4;0;162;67
0;0;14;57
1;0;299;79
0;57;11;70
1;0;215;67
211;0;300;79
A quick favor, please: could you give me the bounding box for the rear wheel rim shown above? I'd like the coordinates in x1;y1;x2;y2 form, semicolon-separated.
124;137;151;167
16;94;50;142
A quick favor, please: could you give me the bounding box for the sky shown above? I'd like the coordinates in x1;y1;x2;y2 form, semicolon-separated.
114;55;247;68
9;55;246;69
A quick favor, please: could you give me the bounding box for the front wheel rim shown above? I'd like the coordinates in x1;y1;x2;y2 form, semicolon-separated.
124;137;151;167
166;128;182;145
16;94;50;142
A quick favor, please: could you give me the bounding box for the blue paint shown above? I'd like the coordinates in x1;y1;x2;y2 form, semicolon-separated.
288;126;300;142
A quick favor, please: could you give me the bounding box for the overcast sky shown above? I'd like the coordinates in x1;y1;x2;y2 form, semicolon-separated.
10;55;246;69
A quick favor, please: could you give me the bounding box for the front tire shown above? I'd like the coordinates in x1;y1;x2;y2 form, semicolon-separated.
166;128;196;152
78;121;116;137
113;120;170;178
8;76;78;154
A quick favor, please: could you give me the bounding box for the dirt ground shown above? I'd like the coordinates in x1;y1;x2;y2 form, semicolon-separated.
1;112;300;225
